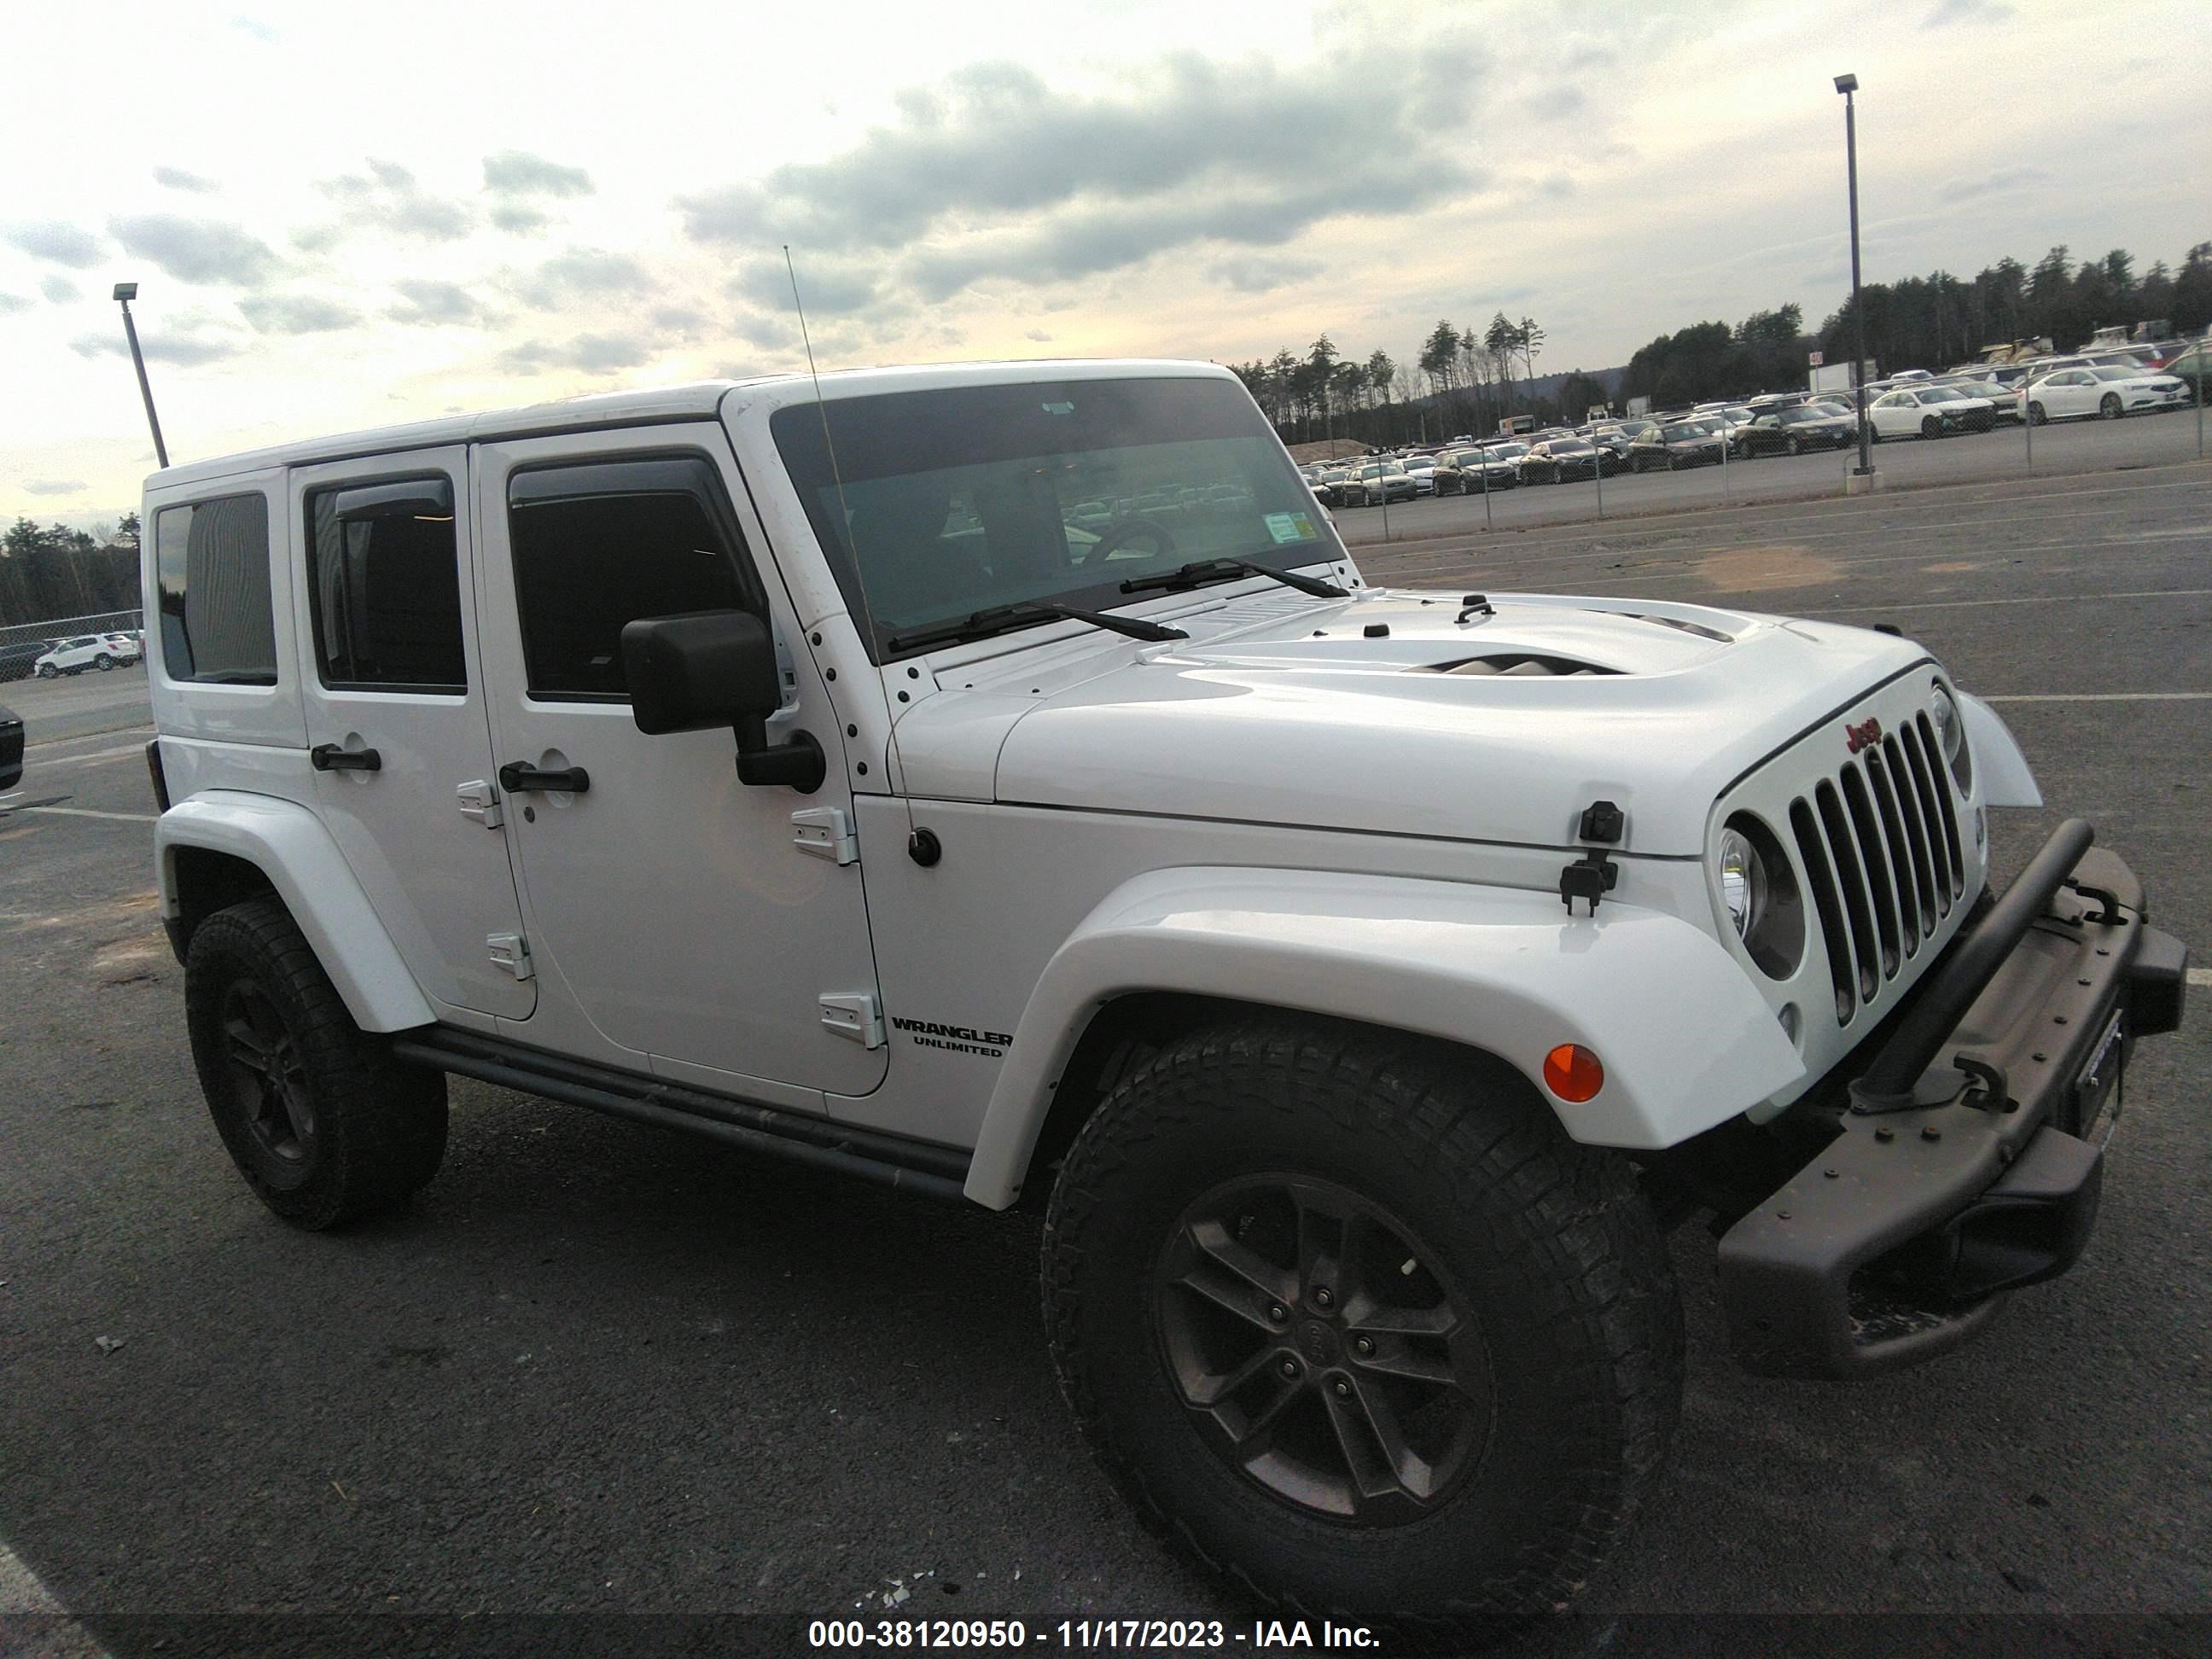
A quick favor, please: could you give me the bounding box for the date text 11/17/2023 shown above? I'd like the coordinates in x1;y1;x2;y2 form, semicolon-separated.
805;1618;1380;1649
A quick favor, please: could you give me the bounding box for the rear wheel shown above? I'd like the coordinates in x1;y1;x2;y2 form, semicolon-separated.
37;662;56;678
96;652;114;670
2029;401;2047;425
1043;1022;1682;1646
184;896;447;1229
1787;435;1804;457
2099;393;2122;420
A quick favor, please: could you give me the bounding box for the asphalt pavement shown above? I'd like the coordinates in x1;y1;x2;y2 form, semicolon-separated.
1;463;2207;1657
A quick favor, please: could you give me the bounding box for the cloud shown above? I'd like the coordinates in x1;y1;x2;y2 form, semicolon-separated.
1935;165;2051;203
231;14;279;43
731;253;882;317
0;293;27;316
24;480;85;496
1923;0;2013;25
490;203;548;234
387;279;480;325
483;150;594;198
5;221;104;269
154;166;218;194
239;292;361;334
1206;253;1324;294
70;328;242;366
108;215;279;285
499;332;654;375
317;159;473;242
41;276;79;304
514;247;652;308
1024;329;1052;342
675;42;1491;306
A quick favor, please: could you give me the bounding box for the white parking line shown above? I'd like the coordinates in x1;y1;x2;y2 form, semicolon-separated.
2188;969;2212;989
1981;693;2212;703
0;1538;108;1656
13;806;157;824
20;743;148;772
1800;588;2212;615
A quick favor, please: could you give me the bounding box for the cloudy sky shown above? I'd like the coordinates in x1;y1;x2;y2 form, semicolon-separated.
4;0;2204;527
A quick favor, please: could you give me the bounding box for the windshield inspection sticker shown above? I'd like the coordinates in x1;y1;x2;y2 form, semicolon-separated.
1264;511;1318;544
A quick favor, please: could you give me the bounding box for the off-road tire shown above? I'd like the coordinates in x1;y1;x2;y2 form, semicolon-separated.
1041;1021;1683;1650
185;896;447;1229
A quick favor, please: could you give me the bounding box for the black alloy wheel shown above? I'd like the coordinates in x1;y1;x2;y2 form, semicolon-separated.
218;980;317;1166
1154;1173;1487;1522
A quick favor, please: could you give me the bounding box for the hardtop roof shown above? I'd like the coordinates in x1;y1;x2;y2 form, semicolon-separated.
143;358;1233;493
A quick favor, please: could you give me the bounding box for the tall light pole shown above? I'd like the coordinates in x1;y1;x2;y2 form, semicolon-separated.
1834;73;1873;480
113;282;170;469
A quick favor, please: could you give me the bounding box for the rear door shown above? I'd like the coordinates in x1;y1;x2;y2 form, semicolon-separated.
288;448;535;1023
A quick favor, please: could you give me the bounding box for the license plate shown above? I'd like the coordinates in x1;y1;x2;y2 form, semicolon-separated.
2075;1010;2126;1142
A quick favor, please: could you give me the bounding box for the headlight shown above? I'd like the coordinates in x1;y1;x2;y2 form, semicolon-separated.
1928;681;1972;791
1718;826;1765;939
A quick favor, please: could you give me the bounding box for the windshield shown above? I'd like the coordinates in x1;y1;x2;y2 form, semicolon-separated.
2088;365;2140;381
773;376;1338;659
1920;387;1968;403
1659;424;1703;440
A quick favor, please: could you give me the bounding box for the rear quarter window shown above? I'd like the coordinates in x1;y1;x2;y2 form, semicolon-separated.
154;493;277;684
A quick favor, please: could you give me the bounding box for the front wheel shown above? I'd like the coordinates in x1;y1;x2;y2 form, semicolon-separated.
2099;393;2122;420
1042;1022;1683;1644
184;896;448;1229
1921;416;1942;439
1787;436;1803;457
37;662;56;678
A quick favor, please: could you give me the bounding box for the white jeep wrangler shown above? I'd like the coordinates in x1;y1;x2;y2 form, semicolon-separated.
143;360;2186;1643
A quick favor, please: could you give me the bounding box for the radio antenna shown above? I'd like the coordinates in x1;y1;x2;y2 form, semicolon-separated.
785;246;857;557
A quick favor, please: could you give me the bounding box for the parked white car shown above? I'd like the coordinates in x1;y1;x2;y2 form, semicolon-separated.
1399;456;1441;495
33;633;141;676
1867;385;2000;439
2021;364;2191;423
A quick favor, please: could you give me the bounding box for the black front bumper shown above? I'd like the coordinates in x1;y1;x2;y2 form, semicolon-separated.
1718;829;2186;1378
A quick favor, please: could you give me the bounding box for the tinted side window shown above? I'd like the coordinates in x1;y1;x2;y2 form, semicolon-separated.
507;457;749;701
155;493;276;684
304;477;466;692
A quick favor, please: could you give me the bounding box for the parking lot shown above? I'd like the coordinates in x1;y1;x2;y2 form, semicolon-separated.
2;463;2207;1656
1331;401;2209;542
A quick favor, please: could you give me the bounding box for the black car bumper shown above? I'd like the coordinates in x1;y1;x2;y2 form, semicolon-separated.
0;712;22;791
1718;829;2186;1378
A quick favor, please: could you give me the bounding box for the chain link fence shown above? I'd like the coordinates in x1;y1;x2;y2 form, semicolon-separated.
0;609;147;684
1328;342;2209;546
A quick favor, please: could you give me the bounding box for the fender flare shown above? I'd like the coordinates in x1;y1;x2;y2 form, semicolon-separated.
1958;692;2041;807
156;791;436;1033
962;865;1805;1208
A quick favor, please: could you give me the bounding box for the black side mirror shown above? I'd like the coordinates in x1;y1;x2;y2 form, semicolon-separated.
620;610;824;793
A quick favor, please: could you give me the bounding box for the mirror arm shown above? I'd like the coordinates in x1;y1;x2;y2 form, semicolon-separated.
732;716;826;793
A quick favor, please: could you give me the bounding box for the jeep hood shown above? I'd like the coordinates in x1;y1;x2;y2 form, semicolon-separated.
893;588;1932;856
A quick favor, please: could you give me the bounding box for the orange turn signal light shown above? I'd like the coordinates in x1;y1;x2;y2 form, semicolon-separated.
1543;1044;1604;1103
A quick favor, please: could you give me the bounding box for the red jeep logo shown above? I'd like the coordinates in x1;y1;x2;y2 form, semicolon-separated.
1845;717;1883;754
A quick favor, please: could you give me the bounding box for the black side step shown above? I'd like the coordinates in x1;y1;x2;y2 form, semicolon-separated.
390;1028;971;1202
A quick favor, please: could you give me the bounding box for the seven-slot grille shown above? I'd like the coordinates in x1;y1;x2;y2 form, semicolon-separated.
1788;711;1965;1025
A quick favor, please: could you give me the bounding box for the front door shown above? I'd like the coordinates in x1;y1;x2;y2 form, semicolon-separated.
288;447;535;1022
471;424;886;1100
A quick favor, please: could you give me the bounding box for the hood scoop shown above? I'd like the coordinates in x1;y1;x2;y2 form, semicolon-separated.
1426;653;1619;678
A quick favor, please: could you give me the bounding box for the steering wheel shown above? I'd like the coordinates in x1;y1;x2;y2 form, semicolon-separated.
1075;516;1176;566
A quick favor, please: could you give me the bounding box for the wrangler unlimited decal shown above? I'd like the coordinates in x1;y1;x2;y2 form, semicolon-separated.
890;1016;1013;1057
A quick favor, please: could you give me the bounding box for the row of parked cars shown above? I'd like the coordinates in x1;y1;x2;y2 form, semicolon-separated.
1301;333;2206;504
0;630;147;684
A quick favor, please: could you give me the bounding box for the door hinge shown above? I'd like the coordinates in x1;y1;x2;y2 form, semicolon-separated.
819;992;885;1049
487;933;533;980
792;806;859;865
457;779;503;829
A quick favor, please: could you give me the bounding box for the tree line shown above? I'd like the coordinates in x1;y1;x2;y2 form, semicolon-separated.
1226;312;1611;449
1814;242;2212;381
2;515;143;630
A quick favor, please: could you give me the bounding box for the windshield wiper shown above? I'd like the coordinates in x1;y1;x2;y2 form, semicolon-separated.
1119;557;1349;599
886;601;1188;655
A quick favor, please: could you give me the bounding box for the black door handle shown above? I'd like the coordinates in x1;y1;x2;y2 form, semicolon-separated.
311;743;381;772
498;761;591;795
